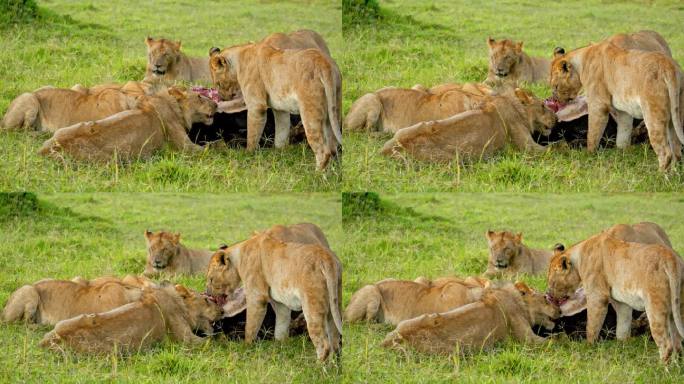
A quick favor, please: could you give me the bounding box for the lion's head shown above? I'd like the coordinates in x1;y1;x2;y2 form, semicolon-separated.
514;281;560;330
145;37;182;77
167;87;216;126
485;230;524;270
144;230;181;271
514;88;556;136
487;38;524;79
549;47;582;103
209;47;240;101
546;244;581;306
206;245;241;297
174;285;223;335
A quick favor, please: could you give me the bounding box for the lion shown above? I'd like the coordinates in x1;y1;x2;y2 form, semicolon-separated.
380;88;556;162
206;231;342;362
344;82;492;133
38;87;216;162
550;40;682;170
143;230;213;276
40;284;222;354
486;38;551;85
260;29;331;56
1;81;150;132
144;37;212;83
604;30;672;57
70;274;159;289
381;282;559;355
484;231;553;277
601;222;672;248
209;37;341;170
546;232;684;362
344;276;488;325
2;278;142;325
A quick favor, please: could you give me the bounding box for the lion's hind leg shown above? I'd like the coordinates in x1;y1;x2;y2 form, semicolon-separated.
1;93;40;131
343;284;382;323
2;285;40;323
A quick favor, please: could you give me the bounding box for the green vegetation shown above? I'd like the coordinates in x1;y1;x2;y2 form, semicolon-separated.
0;0;342;192
340;0;684;191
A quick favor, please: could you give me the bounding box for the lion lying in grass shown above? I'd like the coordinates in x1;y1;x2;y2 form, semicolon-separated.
486;38;550;85
344;82;492;133
143;230;213;276
381;88;556;162
1;81;149;132
38;87;216;162
381;282;559;355
2;278;143;325
344;276;488;325
484;231;553;277
144;37;212;83
40;285;222;354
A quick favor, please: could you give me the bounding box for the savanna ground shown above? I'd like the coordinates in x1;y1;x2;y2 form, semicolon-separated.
0;0;342;192
0;192;343;382
341;192;684;382
341;0;684;192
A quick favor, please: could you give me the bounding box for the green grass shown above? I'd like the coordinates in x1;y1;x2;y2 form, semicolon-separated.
0;0;342;192
0;192;343;382
340;193;684;382
340;0;684;191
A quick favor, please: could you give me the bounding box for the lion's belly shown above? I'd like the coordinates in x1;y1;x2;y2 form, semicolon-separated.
270;287;302;311
269;94;300;114
611;287;646;311
611;96;643;119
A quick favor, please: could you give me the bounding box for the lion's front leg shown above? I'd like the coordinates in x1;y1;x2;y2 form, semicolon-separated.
272;301;292;341
246;106;268;151
273;110;292;149
613;110;633;149
244;295;269;343
613;301;633;340
587;103;610;152
585;293;610;343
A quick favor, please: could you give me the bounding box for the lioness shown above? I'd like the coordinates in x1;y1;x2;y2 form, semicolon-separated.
38;87;216;162
143;230;213;276
602;222;672;248
344;276;488;325
486;38;550;85
206;232;342;361
344;82;492;133
604;30;672;57
144;37;211;83
550;41;682;170
1;81;149;132
381;282;559;355
2;279;142;325
209;40;341;170
546;233;684;362
40;284;222;354
484;231;553;277
381;88;556;162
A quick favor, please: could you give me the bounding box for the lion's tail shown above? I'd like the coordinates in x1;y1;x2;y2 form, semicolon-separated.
321;258;343;336
666;257;684;338
2;285;40;323
1;92;40;131
320;64;343;147
667;68;683;145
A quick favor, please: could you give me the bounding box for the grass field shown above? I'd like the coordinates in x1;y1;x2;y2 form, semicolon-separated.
0;192;343;382
340;0;684;192
341;193;684;383
0;0;342;192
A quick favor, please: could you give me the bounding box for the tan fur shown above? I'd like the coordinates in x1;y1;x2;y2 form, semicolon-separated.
344;82;492;133
2;279;142;325
206;232;342;361
143;230;213;276
263;222;331;249
486;38;550;85
40;285;222;354
71;275;158;289
209;31;341;170
380;88;556;162
1;81;149;132
550;38;682;170
602;222;673;248
344;276;488;325
381;282;559;355
485;230;552;277
604;30;672;57
37;87;216;162
144;37;211;83
547;232;684;362
260;29;331;56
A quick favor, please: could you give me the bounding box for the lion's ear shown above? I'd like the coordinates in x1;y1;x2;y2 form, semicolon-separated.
485;230;495;240
560;60;572;73
553;47;565;59
145;36;154;47
175;40;182;50
168;87;185;101
560;256;571;270
515;232;523;242
514;281;532;295
218;243;229;250
487;37;495;48
515;41;523;53
209;47;221;57
553;243;565;252
144;229;153;239
211;55;227;70
174;284;191;298
173;233;181;244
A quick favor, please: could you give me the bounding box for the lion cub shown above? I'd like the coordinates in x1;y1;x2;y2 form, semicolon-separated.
381;282;559;355
381;88;556;162
40;285;222;354
38;87;215;162
344;82;492;133
486;38;550;85
2;278;142;325
206;232;342;361
485;231;553;277
143;230;213;276
344;276;488;326
547;232;684;362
